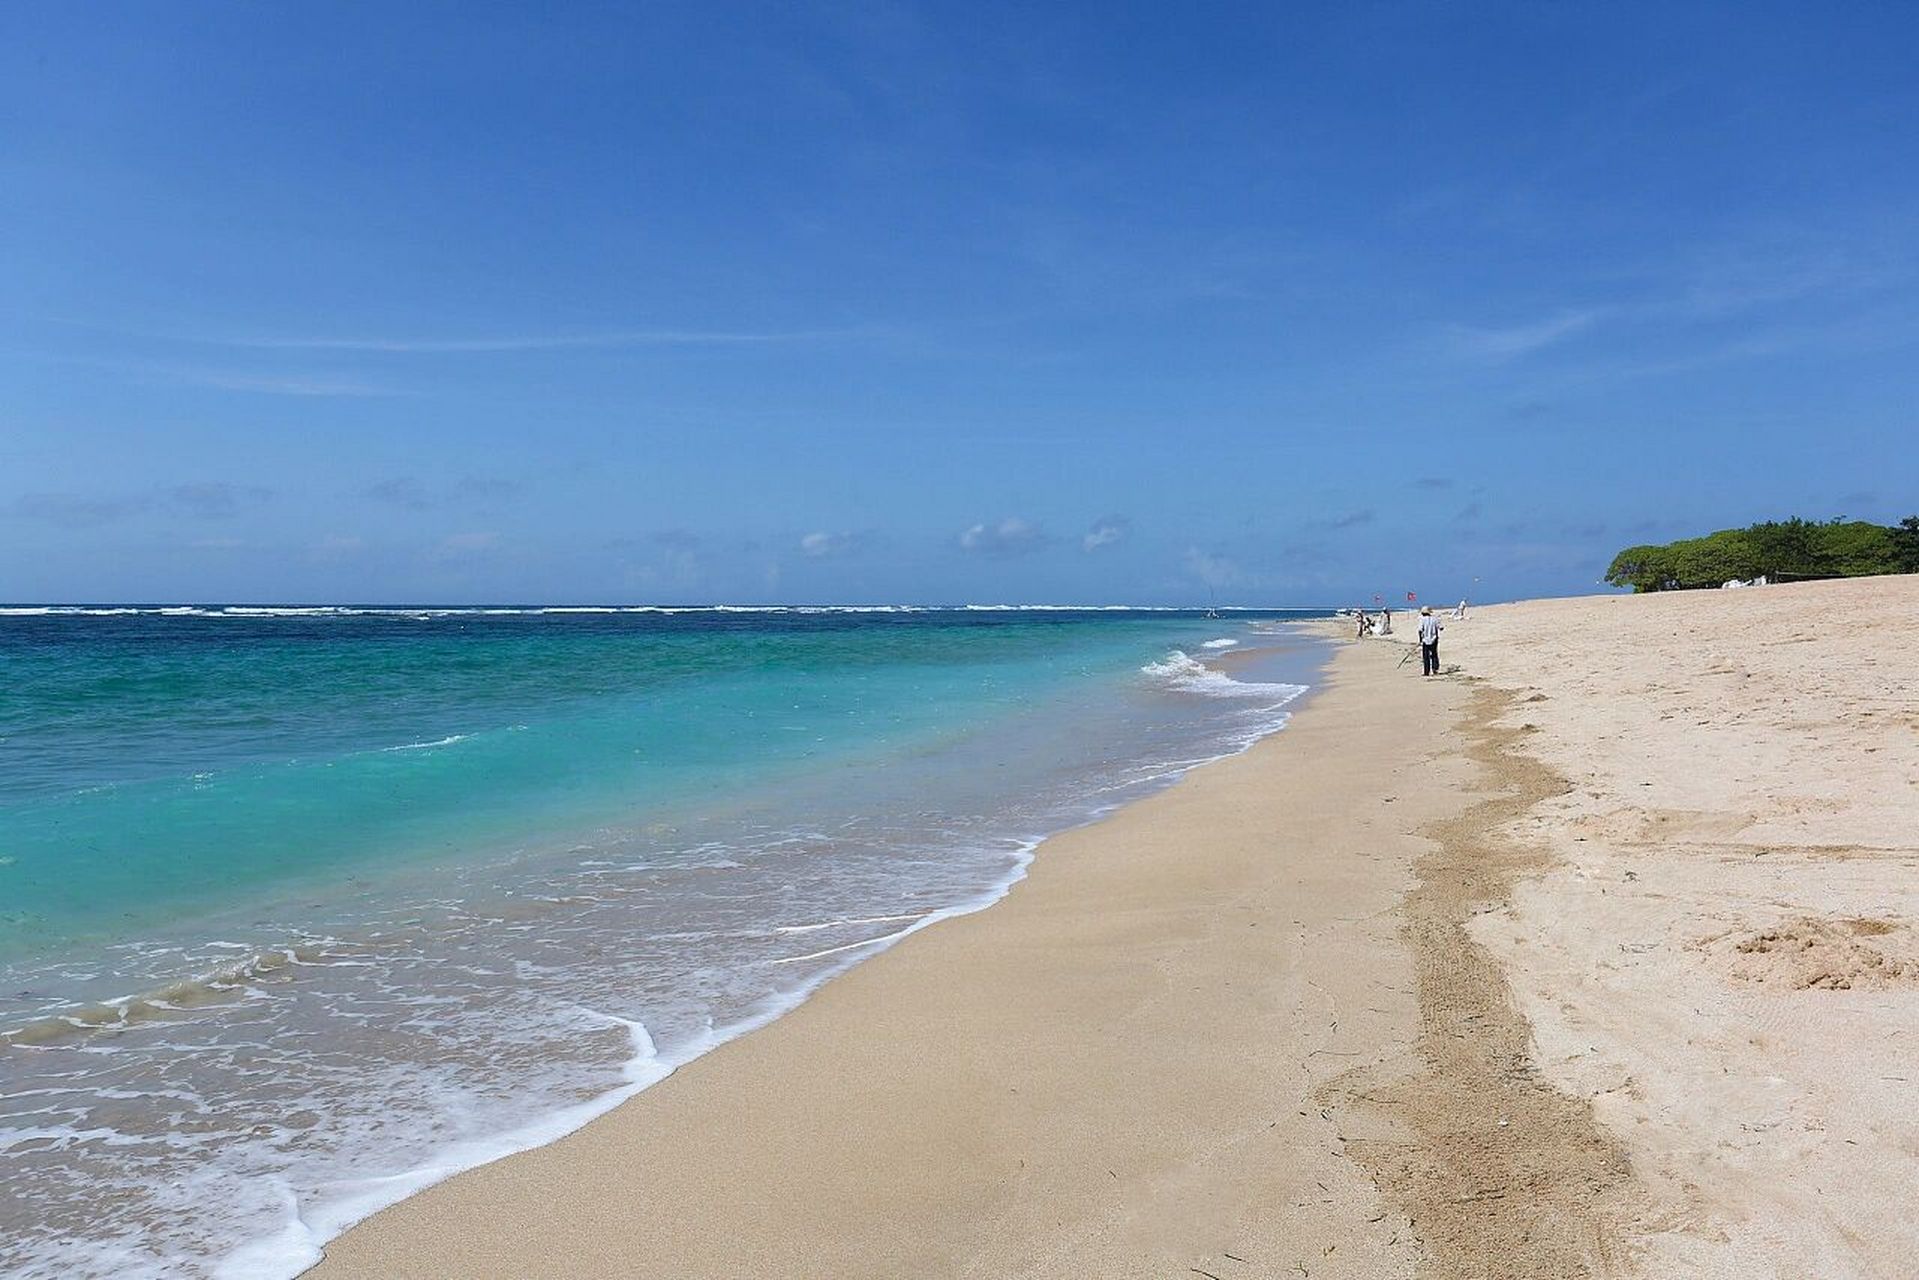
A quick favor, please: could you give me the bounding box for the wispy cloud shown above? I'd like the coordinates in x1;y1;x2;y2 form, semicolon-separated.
363;476;528;511
311;534;367;560
1670;230;1910;318
1445;309;1601;362
1081;514;1131;552
199;329;850;354
1183;546;1250;589
1306;509;1375;531
169;369;395;396
364;477;433;511
7;493;145;528
799;530;866;558
169;482;273;518
621;546;703;592
434;530;501;557
47;353;396;397
454;476;528;503
7;483;271;527
958;516;1047;557
649;529;705;551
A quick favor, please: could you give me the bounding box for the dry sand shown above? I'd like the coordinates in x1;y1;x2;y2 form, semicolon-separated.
307;576;1918;1279
1441;575;1919;1277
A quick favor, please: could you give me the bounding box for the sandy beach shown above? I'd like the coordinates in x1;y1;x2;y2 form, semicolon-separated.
308;576;1919;1279
1448;576;1919;1276
20;9;1916;1277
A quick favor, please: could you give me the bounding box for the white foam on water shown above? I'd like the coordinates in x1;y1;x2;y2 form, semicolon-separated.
1200;637;1239;649
1140;649;1308;704
766;929;916;965
772;911;932;935
378;734;472;753
211;1010;677;1280
202;837;1058;1280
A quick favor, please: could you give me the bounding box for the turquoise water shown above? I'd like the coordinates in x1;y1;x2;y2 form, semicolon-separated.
0;605;1328;1278
2;607;1241;955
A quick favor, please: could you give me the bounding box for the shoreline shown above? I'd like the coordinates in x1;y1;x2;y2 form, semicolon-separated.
3;612;1331;1280
306;628;1459;1278
207;630;1327;1278
306;577;1919;1277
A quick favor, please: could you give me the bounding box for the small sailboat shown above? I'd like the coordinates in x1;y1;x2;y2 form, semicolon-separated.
1204;587;1220;619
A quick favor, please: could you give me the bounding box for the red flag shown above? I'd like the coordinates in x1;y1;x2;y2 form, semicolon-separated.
1405;590;1417;602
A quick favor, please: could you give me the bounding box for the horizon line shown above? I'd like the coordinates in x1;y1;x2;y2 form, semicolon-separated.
0;601;1346;613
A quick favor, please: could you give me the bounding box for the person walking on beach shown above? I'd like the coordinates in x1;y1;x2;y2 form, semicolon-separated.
1417;605;1442;676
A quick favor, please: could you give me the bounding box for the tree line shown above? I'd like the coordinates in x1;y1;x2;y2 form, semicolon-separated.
1605;516;1919;593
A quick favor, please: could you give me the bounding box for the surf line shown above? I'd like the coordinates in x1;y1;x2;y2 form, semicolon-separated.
767;918;932;966
772;911;932;936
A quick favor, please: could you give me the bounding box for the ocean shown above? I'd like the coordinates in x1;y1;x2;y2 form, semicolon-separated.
0;605;1329;1277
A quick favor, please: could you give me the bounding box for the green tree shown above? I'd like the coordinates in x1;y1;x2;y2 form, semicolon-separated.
1747;517;1823;578
1658;531;1756;587
1812;520;1898;577
1892;516;1919;574
1605;544;1678;592
1606;515;1915;591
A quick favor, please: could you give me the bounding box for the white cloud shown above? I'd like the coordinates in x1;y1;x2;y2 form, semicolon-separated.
168;482;273;518
7;483;272;526
364;477;433;510
7;492;145;527
175;369;393;396
1082;514;1131;552
1183;546;1244;587
308;534;368;564
623;548;702;592
799;530;859;558
1445;309;1599;361
207;329;845;354
958;517;1047;557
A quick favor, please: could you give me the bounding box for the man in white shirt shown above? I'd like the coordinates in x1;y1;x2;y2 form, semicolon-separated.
1417;606;1442;676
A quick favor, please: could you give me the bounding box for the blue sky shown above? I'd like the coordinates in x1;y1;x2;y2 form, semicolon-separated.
4;2;1914;605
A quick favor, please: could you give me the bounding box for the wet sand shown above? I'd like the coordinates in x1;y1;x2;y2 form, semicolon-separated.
309;633;1466;1278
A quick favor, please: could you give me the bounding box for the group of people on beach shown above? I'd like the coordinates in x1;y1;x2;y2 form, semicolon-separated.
1353;600;1462;677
